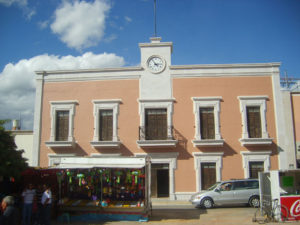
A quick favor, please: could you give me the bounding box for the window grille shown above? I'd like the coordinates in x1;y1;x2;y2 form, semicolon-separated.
200;107;215;139
55;111;69;141
99;109;113;141
246;106;262;138
145;108;167;140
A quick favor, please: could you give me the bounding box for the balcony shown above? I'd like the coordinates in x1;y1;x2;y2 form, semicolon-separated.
136;126;178;148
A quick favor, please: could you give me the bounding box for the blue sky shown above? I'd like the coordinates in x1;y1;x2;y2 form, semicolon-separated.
0;0;300;130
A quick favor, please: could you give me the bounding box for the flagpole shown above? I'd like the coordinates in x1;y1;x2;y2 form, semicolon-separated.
154;0;157;37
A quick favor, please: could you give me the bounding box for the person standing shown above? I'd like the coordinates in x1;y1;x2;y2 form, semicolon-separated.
1;196;20;225
41;185;52;225
22;184;36;225
34;184;43;225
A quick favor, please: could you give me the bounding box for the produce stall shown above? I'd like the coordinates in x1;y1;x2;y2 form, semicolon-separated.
259;170;300;221
55;156;151;222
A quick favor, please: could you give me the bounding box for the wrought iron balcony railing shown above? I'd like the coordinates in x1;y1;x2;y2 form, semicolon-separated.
139;126;175;141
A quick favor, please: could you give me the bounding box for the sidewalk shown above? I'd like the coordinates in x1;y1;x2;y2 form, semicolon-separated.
52;200;296;225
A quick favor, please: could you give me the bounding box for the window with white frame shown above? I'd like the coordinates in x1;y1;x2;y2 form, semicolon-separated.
191;97;224;147
238;96;273;146
45;100;78;148
240;151;271;178
193;152;223;192
137;99;177;147
91;99;121;148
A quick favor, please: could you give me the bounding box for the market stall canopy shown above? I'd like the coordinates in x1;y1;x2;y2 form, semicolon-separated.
55;157;148;169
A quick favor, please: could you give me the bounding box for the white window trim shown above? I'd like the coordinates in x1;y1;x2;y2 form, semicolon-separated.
193;152;223;192
240;151;271;178
191;97;224;147
91;99;122;148
238;96;273;146
45;100;78;148
48;153;77;166
135;152;178;200
137;99;177;147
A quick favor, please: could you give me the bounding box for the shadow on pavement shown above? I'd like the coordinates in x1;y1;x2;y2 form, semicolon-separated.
149;208;207;221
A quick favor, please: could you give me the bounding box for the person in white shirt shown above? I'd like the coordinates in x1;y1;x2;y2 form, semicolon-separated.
21;183;36;225
41;184;52;225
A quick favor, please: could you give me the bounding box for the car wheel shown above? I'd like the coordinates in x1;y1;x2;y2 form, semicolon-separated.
201;198;213;209
249;196;260;208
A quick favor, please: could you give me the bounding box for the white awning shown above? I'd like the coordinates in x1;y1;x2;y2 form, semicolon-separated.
55;157;147;169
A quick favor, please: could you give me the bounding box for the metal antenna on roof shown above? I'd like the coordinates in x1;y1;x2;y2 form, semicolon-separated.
154;0;157;37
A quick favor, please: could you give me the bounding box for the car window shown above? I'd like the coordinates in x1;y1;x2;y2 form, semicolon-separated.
207;182;220;191
232;180;259;190
247;180;259;189
219;182;233;191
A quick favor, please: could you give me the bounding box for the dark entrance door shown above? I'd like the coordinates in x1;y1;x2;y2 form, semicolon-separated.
249;161;264;178
157;169;169;197
201;163;216;190
151;163;169;198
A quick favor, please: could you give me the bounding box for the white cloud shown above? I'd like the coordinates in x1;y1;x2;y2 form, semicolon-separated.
38;20;49;30
0;0;35;20
125;16;132;23
104;34;117;43
50;0;111;51
0;52;125;130
0;0;26;7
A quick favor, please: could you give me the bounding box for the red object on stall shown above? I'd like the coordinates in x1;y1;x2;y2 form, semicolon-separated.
280;196;300;221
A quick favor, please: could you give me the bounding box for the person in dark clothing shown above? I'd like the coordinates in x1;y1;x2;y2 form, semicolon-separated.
41;185;52;225
0;195;19;225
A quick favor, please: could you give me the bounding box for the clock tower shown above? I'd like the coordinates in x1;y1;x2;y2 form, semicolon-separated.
139;37;173;99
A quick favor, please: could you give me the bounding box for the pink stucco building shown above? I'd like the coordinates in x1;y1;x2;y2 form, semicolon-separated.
32;37;297;200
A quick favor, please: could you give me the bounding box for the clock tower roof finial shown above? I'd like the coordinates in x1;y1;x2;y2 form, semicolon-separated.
150;37;161;43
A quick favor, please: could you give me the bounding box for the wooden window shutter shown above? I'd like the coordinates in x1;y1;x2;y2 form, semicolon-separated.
145;109;167;140
55;111;69;141
247;106;262;138
201;163;216;190
200;107;215;139
99;110;113;141
249;161;264;179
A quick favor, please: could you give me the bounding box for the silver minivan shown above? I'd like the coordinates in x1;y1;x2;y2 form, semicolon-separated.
189;179;260;209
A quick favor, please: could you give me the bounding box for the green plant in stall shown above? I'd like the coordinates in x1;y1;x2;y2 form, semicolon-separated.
66;170;73;184
77;173;85;186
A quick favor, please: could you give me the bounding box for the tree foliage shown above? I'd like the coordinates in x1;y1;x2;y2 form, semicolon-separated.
0;120;28;180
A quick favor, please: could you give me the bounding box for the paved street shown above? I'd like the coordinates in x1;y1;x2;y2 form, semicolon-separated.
52;204;288;225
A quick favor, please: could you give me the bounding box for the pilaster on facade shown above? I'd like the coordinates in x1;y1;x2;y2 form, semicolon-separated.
32;73;44;166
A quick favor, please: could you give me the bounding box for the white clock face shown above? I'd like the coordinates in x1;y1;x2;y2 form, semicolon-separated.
147;56;165;73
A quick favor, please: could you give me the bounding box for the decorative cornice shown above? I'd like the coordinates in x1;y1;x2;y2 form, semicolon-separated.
192;97;222;101
92;99;122;104
35;67;142;83
50;100;79;105
139;42;173;53
240;151;272;156
238;96;268;100
35;66;143;75
192;152;224;157
170;62;281;78
170;62;281;70
138;98;176;103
